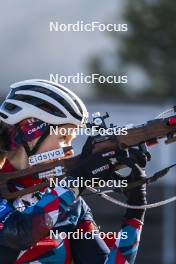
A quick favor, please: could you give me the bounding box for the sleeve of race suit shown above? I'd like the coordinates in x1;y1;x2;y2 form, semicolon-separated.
0;187;77;250
104;218;143;264
69;218;143;264
0;187;144;264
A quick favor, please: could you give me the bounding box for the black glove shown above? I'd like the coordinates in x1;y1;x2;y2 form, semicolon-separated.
69;151;115;182
116;148;148;222
81;136;93;158
68;137;117;191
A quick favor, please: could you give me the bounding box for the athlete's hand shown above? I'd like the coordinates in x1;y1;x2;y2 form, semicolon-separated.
69;151;115;182
116;148;148;221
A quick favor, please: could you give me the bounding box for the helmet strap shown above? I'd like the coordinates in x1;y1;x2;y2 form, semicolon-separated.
16;125;51;157
29;127;50;156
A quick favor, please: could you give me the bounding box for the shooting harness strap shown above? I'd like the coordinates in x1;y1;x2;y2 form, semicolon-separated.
83;163;176;209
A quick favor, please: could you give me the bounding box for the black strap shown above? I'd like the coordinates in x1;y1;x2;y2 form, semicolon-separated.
29;127;50;156
124;163;176;191
20;139;32;157
16;125;50;157
82;163;176;196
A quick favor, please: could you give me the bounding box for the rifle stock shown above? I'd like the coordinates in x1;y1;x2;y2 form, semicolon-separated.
0;113;176;200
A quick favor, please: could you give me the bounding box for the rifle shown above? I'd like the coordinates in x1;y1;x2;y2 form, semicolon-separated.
0;106;176;200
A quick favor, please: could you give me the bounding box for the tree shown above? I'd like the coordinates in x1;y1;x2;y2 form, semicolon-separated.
90;0;176;101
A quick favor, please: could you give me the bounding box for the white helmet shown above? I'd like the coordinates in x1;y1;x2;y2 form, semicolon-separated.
0;79;89;126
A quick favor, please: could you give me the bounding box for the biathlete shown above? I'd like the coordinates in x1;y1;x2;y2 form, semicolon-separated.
0;79;147;264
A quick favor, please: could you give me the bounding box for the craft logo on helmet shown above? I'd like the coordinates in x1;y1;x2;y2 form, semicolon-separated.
29;148;65;166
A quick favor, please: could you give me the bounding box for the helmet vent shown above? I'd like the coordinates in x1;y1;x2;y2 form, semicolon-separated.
14;86;82;121
4;102;22;113
0;112;8;119
49;83;84;115
12;94;67;118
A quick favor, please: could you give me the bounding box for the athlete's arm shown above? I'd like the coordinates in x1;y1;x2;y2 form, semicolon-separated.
105;149;147;264
0;150;115;250
0;187;76;250
70;148;147;264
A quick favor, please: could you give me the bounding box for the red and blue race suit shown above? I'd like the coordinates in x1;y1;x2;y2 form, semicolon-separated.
0;159;144;264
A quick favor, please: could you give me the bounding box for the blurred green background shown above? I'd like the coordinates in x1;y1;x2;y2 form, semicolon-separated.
91;0;176;102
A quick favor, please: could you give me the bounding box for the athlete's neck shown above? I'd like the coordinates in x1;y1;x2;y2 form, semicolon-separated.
7;147;30;170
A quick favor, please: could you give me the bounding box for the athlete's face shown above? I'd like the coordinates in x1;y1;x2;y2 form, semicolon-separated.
35;124;77;158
